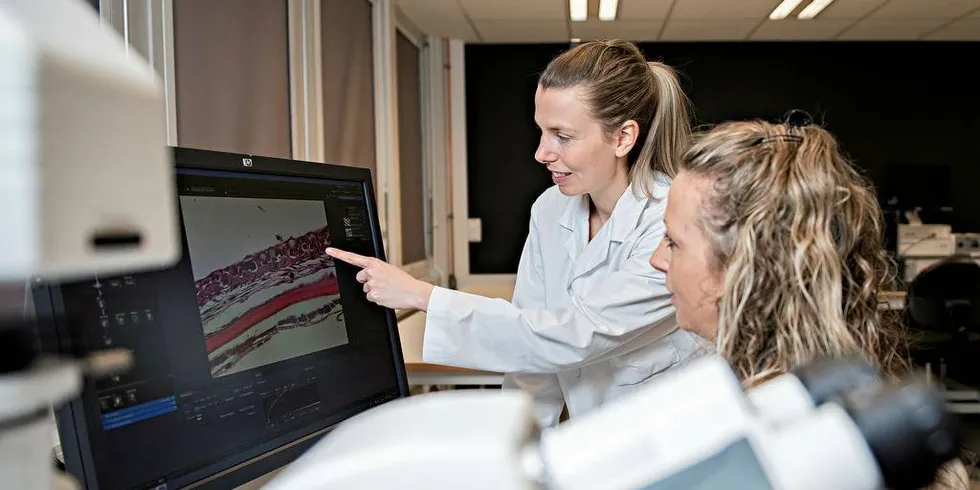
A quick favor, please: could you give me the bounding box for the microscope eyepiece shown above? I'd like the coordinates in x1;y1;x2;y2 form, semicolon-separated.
847;383;960;490
790;357;881;407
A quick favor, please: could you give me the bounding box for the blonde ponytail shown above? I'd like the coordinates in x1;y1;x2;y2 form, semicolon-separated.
632;62;693;187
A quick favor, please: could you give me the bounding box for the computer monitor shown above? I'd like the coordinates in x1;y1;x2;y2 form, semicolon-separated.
33;147;410;490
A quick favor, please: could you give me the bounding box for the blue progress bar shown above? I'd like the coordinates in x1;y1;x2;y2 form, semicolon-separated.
101;396;177;431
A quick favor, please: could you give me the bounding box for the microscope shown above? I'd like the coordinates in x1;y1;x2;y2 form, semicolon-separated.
1;0;179;488
267;355;961;490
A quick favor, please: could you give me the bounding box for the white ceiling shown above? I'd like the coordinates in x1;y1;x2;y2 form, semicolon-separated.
395;0;980;42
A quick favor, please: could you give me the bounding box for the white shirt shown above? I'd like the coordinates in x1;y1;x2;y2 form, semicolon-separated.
422;174;710;427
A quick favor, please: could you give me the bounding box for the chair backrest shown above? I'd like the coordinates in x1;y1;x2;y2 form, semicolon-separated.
908;258;980;333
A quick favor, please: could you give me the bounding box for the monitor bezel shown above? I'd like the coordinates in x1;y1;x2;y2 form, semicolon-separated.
33;147;411;490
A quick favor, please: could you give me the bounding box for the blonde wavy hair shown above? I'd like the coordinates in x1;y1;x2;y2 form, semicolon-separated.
679;118;909;386
680;118;970;489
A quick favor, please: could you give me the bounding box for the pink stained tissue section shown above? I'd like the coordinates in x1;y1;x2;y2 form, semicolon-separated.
180;196;348;378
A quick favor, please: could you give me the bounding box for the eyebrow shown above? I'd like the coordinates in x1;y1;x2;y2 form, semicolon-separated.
663;221;678;244
535;121;574;133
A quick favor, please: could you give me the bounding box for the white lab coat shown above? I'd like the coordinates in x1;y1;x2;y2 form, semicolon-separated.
422;173;711;427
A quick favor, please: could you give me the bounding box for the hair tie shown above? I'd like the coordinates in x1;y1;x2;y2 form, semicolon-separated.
783;109;813;128
752;109;812;146
755;134;804;145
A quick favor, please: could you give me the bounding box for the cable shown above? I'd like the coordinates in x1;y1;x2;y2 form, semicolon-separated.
900;233;938;256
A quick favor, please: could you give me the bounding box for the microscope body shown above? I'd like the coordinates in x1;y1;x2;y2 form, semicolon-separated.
268;356;948;490
1;1;177;489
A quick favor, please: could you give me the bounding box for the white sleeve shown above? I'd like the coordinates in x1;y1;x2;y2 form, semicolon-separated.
503;208;565;428
422;217;676;374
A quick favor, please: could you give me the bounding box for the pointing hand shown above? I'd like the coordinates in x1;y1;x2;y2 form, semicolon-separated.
326;247;434;311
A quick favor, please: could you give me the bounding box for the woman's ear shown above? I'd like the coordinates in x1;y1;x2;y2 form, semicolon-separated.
615;120;640;158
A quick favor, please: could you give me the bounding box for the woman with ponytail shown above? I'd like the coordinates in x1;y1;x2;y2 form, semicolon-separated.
327;40;707;428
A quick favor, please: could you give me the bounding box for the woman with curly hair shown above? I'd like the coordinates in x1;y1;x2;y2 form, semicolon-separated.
649;116;970;489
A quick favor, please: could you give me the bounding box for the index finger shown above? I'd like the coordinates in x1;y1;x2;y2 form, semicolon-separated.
325;247;372;268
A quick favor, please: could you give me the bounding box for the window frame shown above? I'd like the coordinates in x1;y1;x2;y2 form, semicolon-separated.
99;0;179;147
288;0;326;164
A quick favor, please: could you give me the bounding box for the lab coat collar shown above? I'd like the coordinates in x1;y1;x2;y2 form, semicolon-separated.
607;183;649;243
558;193;583;233
558;182;651;242
560;182;653;281
559;195;588;260
610;172;671;242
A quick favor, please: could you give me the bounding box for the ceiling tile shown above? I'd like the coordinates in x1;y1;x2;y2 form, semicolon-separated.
750;19;853;39
670;0;782;20
816;0;889;19
570;20;666;41
659;19;760;40
618;0;674;20
396;0;468;23
409;19;481;41
924;17;980;39
472;20;570;43
396;8;427;39
458;0;566;21
838;19;947;39
870;0;980;20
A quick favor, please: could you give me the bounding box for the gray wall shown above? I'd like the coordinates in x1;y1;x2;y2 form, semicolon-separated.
397;33;425;264
173;0;292;158
321;0;377;175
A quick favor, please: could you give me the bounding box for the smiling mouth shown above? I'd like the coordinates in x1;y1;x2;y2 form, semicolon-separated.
551;171;571;177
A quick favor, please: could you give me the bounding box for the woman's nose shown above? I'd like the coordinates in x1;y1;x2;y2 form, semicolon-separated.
535;137;556;165
650;240;669;273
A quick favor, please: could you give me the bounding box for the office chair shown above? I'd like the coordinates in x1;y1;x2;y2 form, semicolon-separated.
907;257;980;414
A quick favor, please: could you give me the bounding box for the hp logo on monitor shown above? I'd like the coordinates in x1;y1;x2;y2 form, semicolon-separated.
242;157;253;167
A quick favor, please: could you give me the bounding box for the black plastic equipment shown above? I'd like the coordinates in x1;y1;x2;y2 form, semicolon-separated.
907;257;980;396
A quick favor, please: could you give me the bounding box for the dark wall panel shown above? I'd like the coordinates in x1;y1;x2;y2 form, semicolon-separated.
464;41;980;274
465;44;568;274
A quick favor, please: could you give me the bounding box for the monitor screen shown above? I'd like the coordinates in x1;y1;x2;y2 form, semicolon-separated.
34;148;409;490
